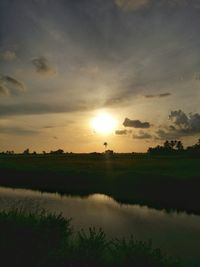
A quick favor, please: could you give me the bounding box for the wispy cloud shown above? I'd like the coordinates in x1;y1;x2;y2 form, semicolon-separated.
115;0;149;11
32;57;56;75
0;84;9;96
145;93;171;98
0;102;90;116
115;0;200;11
0;126;38;135
115;129;132;135
132;130;152;139
0;50;16;61
0;75;26;96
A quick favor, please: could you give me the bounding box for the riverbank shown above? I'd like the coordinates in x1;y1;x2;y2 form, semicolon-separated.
0;154;200;213
0;209;181;267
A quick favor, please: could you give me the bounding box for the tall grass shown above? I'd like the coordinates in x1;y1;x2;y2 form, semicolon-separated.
0;209;72;266
0;210;182;267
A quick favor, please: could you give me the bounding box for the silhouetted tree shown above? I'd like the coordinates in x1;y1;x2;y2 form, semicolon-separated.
176;141;184;151
103;142;108;150
23;148;30;155
186;138;200;157
5;150;14;155
148;140;185;155
170;140;177;149
163;140;170;149
50;149;64;155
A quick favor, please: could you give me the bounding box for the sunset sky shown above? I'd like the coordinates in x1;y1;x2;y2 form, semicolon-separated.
0;0;200;153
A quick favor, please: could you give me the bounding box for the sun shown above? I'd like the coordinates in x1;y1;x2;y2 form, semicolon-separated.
91;112;117;134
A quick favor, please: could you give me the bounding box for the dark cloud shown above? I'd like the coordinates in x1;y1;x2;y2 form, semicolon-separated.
169;110;200;133
115;129;132;135
169;110;189;127
132;130;152;139
156;110;200;139
32;57;56;75
0;75;26;95
123;118;151;128
120;110;200;140
145;93;171;98
0;102;90;117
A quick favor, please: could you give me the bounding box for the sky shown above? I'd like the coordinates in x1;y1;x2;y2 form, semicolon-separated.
0;0;200;153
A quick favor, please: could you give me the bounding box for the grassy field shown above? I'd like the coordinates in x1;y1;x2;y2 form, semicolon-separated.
0;154;200;213
0;209;181;267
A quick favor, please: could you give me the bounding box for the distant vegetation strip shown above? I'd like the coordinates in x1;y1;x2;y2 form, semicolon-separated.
0;209;181;267
1;139;200;156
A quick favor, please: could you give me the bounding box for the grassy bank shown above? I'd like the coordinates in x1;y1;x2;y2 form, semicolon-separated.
0;154;200;213
0;209;181;267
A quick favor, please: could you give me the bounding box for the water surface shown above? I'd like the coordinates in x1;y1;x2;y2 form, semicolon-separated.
0;187;199;266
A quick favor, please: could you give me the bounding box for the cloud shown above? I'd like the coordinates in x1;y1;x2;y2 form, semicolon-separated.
0;50;16;61
123;118;151;128
115;0;200;11
169;110;200;133
0;75;26;96
0;102;90;117
120;110;200;141
1;76;25;91
156;110;200;139
145;93;171;98
78;65;99;76
0;126;38;135
115;0;149;11
115;129;132;135
0;84;9;96
163;0;200;8
169;110;189;127
32;57;56;75
132;130;152;139
43;125;55;129
103;97;126;107
155;129;177;140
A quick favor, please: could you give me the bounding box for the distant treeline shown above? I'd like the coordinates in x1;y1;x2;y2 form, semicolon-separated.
1;139;200;156
148;139;200;156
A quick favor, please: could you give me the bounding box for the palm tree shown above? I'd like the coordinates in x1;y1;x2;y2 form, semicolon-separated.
103;142;108;151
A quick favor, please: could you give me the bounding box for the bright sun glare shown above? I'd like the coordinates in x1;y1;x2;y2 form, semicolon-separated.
91;112;117;134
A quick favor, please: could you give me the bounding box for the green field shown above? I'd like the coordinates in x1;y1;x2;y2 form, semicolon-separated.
0;154;200;213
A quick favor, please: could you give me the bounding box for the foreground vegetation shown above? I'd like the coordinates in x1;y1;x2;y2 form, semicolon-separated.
0;210;181;267
0;153;200;213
